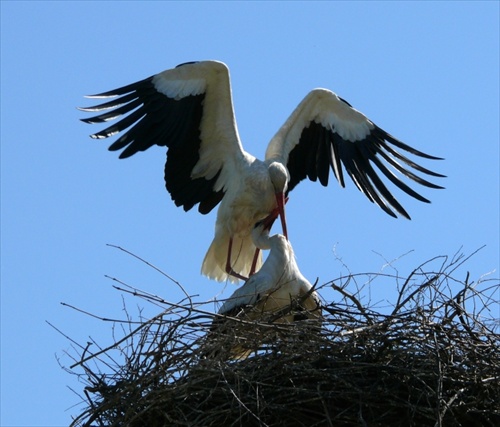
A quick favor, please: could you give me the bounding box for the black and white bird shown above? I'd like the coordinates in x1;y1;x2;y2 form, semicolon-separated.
211;215;322;359
80;60;444;283
217;215;322;323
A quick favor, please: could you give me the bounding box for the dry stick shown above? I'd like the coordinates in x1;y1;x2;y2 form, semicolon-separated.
113;283;303;333
65;251;500;426
69;310;168;369
106;243;192;305
391;253;452;316
432;330;444;427
60;301;143;325
391;274;440;317
446;245;486;277
46;320;89;351
442;270;494;342
107;276;197;312
455;272;484;343
219;367;270;427
339;318;399;337
330;281;373;324
317;382;334;427
68;293;302;370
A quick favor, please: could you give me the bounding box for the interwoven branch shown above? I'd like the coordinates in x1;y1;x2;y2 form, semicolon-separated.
61;252;499;427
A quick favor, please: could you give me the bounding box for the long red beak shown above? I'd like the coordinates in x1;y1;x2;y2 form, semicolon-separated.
275;192;288;240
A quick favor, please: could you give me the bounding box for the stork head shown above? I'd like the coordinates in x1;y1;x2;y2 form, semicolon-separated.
268;162;289;240
268;162;289;193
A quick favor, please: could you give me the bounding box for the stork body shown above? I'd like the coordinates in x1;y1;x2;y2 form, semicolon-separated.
211;219;321;359
202;159;288;281
80;60;444;282
218;219;321;322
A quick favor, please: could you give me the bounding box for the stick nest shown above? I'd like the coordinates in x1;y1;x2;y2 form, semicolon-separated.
64;251;500;427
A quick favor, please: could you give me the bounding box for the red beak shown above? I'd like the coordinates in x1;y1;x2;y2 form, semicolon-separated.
275;191;288;240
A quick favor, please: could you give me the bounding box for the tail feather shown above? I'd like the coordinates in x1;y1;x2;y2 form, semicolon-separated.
202;234;262;283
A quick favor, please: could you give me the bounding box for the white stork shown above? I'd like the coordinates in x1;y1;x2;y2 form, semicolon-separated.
80;60;444;283
211;215;322;359
217;215;322;322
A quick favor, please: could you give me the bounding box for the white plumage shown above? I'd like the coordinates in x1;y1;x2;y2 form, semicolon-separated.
211;216;321;359
80;60;444;283
218;218;321;322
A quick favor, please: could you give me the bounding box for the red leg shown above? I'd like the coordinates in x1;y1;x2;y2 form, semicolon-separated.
249;247;261;276
226;237;248;281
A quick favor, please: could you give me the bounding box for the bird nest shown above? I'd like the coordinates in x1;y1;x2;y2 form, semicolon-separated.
63;250;500;427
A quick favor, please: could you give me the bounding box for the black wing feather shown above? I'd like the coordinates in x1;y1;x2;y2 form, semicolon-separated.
286;120;444;219
79;92;142;115
80;77;224;214
316;126;331;186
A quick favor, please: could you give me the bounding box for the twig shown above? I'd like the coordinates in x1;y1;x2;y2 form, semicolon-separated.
106;243;192;305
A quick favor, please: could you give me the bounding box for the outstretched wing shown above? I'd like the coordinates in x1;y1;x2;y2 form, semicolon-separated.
80;60;248;214
265;89;445;219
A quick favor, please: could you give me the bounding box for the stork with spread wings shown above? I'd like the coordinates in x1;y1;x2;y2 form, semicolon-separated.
80;60;444;283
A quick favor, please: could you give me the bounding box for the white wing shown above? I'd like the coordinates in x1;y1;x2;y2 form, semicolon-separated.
80;60;249;214
265;89;445;219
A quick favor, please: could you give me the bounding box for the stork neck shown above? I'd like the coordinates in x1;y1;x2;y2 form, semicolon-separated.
251;227;272;250
259;234;295;283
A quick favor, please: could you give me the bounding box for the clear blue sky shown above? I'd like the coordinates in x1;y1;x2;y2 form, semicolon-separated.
1;2;498;426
